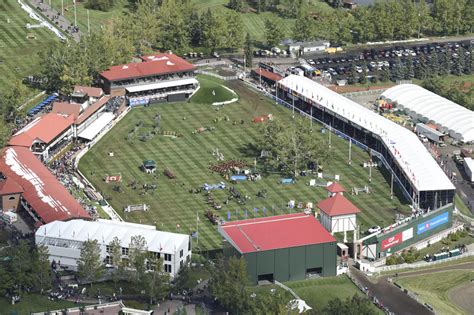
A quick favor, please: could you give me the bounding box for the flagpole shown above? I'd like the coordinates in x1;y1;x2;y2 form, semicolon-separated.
87;9;90;34
348;138;352;164
61;0;64;16
74;0;77;27
196;210;199;247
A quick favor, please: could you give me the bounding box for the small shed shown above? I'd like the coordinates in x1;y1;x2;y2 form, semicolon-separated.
317;194;360;234
326;182;345;198
142;160;157;174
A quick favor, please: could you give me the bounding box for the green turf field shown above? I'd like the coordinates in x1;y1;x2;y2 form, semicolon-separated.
0;294;78;314
396;269;474;315
191;75;236;104
79;76;408;251
286;275;382;313
0;0;57;96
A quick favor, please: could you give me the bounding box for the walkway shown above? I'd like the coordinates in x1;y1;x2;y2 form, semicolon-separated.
29;0;82;42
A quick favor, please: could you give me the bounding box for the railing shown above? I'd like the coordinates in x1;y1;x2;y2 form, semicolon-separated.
274;280;300;299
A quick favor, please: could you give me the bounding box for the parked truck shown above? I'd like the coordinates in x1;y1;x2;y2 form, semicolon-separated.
415;123;445;143
463;157;474;183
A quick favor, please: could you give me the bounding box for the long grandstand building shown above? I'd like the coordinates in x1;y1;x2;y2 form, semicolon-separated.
276;75;455;210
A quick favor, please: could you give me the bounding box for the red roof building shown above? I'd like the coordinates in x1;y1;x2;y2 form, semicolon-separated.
73;86;104;99
317;194;360;234
51;102;82;118
0;177;24;195
75;96;111;126
100;53;196;82
0;146;91;224
252;68;283;85
9;113;75;149
219;213;335;254
317;194;360;217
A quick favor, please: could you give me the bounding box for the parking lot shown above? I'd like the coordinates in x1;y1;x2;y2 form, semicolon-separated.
301;40;473;82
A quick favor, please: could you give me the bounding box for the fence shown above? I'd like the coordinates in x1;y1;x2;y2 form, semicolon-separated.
377;251;474;273
196;70;238;81
244;79;414;204
342;88;389;98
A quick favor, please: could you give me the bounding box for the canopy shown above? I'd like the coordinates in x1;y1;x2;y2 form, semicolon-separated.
78;112;115;141
126;78;198;93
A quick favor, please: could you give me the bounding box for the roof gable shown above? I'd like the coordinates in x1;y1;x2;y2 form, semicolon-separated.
317;194;360;216
0;177;24;195
326;182;345;193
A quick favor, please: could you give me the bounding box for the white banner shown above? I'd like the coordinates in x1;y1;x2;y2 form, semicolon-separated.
402;227;413;242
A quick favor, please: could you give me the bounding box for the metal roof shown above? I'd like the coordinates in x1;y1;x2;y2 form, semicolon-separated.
36;219;189;254
381;84;474;143
278;75;455;192
77;112;115;141
218;213;335;254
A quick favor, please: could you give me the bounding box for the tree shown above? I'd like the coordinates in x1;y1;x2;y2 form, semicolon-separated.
257;117;329;177
228;0;243;11
226;11;245;50
359;66;368;84
86;0;116;11
0;263;13;297
210;256;252;313
33;245;52;293
187;9;202;46
156;0;190;53
348;64;357;84
0;80;27;123
429;51;440;76
379;67;390;82
77;239;104;286
264;18;285;48
244;33;253;68
404;55;415;79
439;50;451;75
144;255;169;305
128;235;148;283
108;236;125;287
292;11;314;42
392;57;404;81
10;240;33;294
201;9;227;52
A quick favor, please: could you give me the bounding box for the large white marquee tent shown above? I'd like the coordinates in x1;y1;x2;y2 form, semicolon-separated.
381;84;474;143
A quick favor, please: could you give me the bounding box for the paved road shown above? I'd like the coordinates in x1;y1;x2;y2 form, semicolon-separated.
350;267;432;315
29;0;82;42
350;261;474;315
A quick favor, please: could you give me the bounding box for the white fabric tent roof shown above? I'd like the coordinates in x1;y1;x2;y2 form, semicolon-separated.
126;78;198;93
78;112;115;141
381;84;474;143
278;75;454;192
36;219;189;254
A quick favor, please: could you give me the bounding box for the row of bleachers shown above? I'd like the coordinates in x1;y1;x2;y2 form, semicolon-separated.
27;94;58;116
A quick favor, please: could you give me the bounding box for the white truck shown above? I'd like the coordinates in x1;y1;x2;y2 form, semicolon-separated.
463;157;474;183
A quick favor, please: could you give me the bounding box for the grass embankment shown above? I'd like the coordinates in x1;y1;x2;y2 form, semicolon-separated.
396;269;474;315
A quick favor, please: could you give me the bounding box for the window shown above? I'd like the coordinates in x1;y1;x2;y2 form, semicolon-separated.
164;264;172;273
104;256;112;265
164;254;171;261
180;249;183;258
121;247;129;256
105;245;111;254
8;196;16;201
180;260;183;268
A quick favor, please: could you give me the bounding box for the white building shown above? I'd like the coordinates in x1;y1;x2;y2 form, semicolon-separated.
317;193;360;235
287;41;330;55
35;219;191;277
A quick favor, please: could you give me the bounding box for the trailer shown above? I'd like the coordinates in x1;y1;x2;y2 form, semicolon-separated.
433;252;449;261
415;123;445;143
463;157;474;183
449;248;461;257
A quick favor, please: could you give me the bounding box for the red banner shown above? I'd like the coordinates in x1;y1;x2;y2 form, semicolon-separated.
381;232;402;250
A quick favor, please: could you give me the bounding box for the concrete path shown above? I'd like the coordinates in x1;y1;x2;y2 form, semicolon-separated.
154;300;195;315
29;0;82;42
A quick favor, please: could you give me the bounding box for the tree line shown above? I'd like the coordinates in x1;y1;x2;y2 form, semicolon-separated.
260;0;474;46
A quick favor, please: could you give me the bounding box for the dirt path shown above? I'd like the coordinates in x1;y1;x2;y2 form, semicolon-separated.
448;282;474;315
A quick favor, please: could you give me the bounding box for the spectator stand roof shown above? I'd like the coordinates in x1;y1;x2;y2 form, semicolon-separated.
0;147;90;224
51;102;82;118
277;75;454;193
218;213;336;254
381;84;474;143
252;68;283;83
74;96;111;126
72;86;104;98
100;53;196;82
77;112;115;141
8;113;75;148
125;78;198;93
36;219;189;255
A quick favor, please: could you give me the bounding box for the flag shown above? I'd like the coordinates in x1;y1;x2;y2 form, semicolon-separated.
245;210;248;218
227;211;230;220
254;207;258;214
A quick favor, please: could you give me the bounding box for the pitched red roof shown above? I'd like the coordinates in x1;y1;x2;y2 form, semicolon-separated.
73;86;104;98
254;68;283;82
52;102;82;118
0;147;91;224
0;177;24;195
317;194;361;216
219;213;335;254
74;96;110;125
100;53;196;82
9;113;74;148
326;182;345;193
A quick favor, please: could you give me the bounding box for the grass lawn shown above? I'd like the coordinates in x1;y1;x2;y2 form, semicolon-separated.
78;76;408;251
0;294;78;314
456;194;473;218
416;233;474;262
395;269;474;315
286;275;382;313
191;75;236;104
0;0;57;97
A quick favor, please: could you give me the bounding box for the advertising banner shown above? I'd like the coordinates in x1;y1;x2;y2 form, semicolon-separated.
402;228;413;242
417;212;449;235
381;232;402;250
